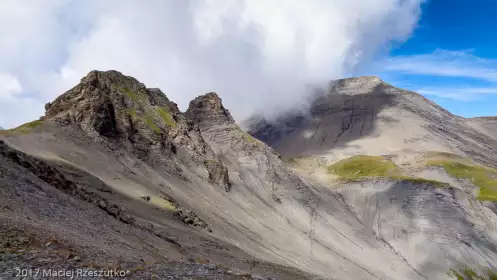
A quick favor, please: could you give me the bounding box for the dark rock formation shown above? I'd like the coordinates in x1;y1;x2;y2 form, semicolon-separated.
174;209;211;232
204;159;231;192
186;92;235;126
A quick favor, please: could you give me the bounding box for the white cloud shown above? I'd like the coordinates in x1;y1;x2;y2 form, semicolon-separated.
0;73;23;100
382;49;497;81
380;50;497;101
0;0;423;128
0;98;44;129
417;87;497;101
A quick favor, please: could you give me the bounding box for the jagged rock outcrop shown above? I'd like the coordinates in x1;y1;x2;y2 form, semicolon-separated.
186;92;235;126
186;92;279;156
204;159;231;192
174;209;212;232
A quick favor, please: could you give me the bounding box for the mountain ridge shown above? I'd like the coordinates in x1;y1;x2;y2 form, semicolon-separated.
247;76;497;168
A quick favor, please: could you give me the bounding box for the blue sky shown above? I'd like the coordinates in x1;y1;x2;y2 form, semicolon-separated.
375;0;497;117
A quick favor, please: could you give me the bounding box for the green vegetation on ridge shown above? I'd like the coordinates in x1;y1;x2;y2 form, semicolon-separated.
116;84;178;132
124;108;138;118
122;107;178;134
122;109;163;134
328;155;448;187
156;106;176;127
245;134;258;143
328;156;398;178
118;86;143;103
4;120;44;134
145;116;161;133
428;159;497;201
448;266;497;280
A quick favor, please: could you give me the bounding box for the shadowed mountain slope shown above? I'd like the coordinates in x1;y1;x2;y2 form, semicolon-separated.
246;76;497;168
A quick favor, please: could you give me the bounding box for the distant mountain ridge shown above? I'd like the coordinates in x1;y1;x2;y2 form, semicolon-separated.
247;76;497;167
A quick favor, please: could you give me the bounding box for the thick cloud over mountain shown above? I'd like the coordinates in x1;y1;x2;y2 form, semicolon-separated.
0;0;423;128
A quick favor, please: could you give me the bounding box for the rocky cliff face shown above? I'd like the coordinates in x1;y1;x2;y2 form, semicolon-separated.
186;92;235;126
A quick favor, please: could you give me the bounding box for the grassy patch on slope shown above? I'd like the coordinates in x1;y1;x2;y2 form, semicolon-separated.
155;106;176;127
328;156;398;179
428;160;497;201
122;108;163;134
144;116;161;134
149;196;177;211
239;132;261;146
328;155;448;187
124;108;138;118
118;86;141;103
7;120;44;134
246;135;256;142
245;134;258;143
118;87;178;132
449;267;497;280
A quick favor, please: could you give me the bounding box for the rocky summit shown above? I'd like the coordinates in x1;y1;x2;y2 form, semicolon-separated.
1;70;497;280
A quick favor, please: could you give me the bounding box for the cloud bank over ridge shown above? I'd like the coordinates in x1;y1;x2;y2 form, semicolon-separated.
0;0;423;128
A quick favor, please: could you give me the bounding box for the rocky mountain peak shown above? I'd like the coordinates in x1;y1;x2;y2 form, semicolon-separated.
43;70;213;165
336;75;382;84
81;70;145;89
44;70;181;138
328;75;385;96
186;92;235;127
